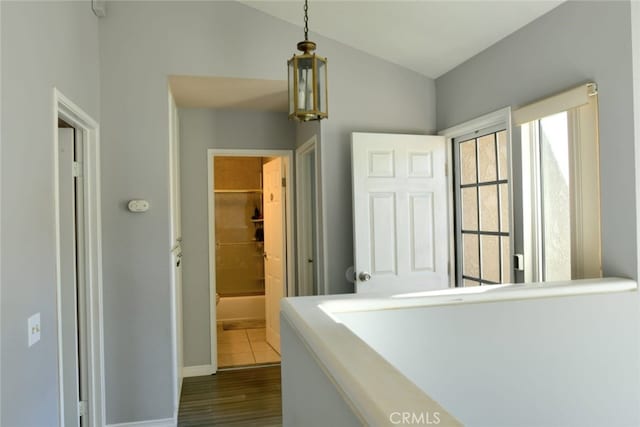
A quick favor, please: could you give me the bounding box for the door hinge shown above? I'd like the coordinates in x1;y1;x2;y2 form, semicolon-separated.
72;161;82;178
281;177;286;187
78;400;88;417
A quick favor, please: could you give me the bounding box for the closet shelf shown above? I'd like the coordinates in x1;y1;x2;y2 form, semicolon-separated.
214;189;262;194
216;241;262;247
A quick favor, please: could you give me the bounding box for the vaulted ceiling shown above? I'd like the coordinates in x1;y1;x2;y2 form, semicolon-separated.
241;0;564;78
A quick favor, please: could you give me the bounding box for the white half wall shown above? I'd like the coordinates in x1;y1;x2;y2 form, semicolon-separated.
281;315;362;427
338;290;640;426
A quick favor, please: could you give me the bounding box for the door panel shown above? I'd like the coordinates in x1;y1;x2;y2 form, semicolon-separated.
352;133;449;293
58;128;81;427
370;193;397;275
410;193;435;271
263;158;285;353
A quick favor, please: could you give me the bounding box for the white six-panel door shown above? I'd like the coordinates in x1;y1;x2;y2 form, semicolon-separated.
352;132;449;293
263;158;285;353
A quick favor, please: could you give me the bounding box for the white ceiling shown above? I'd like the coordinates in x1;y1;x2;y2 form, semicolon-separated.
169;76;288;110
241;0;564;78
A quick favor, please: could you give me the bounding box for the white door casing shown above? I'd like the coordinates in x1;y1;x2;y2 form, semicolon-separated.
54;89;105;427
168;90;183;413
263;158;285;352
351;132;449;293
295;137;319;296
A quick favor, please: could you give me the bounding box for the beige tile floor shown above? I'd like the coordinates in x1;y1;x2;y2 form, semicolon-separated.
217;325;280;368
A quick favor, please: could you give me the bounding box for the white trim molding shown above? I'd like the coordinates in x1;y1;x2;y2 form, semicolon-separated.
106;418;176;427
167;89;183;424
438;107;512;140
182;364;215;378
53;88;106;427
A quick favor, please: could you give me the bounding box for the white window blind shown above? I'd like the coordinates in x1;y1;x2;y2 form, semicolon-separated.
513;83;597;126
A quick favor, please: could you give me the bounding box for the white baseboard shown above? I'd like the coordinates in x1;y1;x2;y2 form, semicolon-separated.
183;364;215;377
106;417;175;427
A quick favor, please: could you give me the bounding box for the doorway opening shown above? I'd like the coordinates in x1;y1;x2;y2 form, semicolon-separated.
208;150;294;370
295;136;324;296
54;89;104;427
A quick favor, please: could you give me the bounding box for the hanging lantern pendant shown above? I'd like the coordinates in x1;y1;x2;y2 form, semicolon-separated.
288;0;328;121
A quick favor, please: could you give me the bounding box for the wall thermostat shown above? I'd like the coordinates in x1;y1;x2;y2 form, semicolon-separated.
128;200;150;212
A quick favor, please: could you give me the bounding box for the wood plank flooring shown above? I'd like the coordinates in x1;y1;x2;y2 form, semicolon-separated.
178;365;282;426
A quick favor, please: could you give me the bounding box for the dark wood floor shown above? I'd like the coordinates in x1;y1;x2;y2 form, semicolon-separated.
178;365;282;426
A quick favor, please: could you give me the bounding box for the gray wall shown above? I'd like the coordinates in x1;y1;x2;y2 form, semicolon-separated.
436;1;637;280
0;1;100;425
179;108;295;367
296;122;321;150
338;290;640;426
99;1;433;422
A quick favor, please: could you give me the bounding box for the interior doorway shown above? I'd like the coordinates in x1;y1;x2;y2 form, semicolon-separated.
54;89;105;427
295;136;322;296
207;150;294;370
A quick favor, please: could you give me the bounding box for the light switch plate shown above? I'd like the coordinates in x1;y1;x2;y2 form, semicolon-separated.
28;313;41;347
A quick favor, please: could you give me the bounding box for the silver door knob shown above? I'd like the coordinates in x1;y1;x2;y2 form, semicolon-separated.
358;272;372;282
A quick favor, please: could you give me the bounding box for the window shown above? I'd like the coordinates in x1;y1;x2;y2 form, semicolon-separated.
453;127;512;286
517;83;602;281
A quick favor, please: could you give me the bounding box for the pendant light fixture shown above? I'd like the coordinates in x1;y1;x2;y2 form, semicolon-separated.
288;0;328;121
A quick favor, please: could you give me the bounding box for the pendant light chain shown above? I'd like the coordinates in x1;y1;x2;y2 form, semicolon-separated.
304;0;309;41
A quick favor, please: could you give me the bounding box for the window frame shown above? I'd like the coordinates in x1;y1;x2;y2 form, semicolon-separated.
439;107;514;287
453;125;511;286
520;102;602;282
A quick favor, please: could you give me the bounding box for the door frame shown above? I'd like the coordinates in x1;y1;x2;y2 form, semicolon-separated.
53;88;105;427
206;149;295;372
168;90;183;419
295;136;325;296
438;107;514;287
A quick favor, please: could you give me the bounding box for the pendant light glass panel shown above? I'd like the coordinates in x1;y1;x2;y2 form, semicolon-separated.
298;57;314;111
288;54;328;121
288;60;295;116
316;58;326;114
